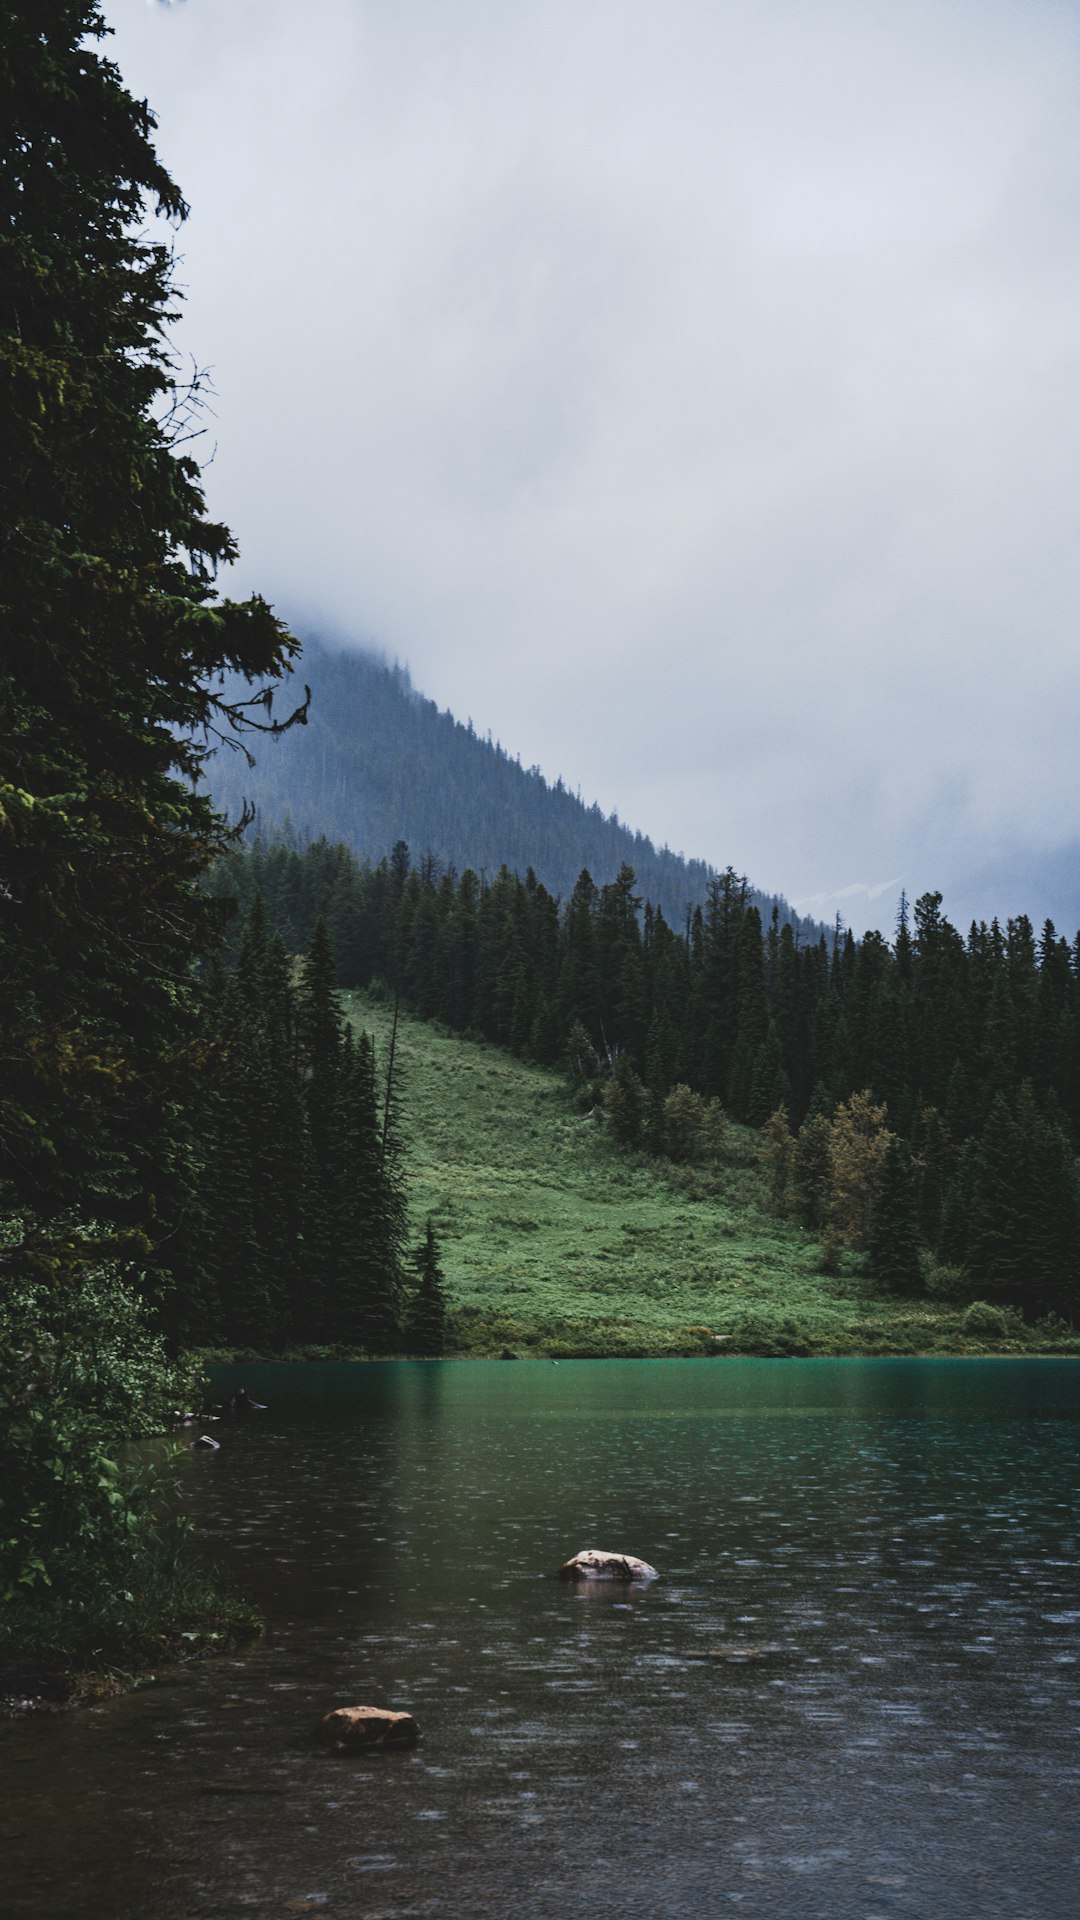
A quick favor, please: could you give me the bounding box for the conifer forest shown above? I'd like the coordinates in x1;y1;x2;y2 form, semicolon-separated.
215;836;1080;1327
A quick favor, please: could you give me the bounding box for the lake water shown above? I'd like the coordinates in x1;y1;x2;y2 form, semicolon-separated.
4;1358;1080;1919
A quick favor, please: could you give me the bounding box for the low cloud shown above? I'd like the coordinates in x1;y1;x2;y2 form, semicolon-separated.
106;0;1080;933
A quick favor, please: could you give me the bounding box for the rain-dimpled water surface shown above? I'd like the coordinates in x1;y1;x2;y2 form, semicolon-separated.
5;1358;1080;1920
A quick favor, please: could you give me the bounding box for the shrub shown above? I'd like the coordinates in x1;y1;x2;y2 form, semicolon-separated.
961;1300;1011;1339
922;1257;976;1302
0;1267;228;1663
662;1084;705;1162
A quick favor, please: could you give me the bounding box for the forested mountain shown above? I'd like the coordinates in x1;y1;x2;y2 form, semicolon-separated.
206;635;818;938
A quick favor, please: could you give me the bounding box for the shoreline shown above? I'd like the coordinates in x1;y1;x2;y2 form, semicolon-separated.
193;1336;1080;1365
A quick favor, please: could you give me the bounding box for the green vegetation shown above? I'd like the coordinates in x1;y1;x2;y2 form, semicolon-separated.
0;1267;259;1700
218;839;1080;1330
4;0;1077;1715
191;907;408;1350
342;993;1079;1358
1;2;298;1692
404;1221;449;1356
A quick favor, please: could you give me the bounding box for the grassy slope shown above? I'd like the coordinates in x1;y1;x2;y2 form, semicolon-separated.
347;992;1059;1358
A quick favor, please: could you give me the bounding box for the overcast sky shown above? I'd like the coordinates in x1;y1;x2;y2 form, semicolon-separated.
106;0;1080;933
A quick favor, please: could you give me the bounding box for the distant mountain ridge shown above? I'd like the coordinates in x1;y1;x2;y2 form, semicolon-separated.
206;635;818;935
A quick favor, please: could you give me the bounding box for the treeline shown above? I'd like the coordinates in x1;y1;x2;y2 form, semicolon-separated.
189;907;410;1351
205;636;819;940
212;837;1080;1324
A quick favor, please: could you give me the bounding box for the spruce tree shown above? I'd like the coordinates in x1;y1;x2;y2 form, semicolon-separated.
0;2;305;1291
0;2;306;1659
761;1105;795;1214
867;1138;923;1293
965;1084;1080;1320
604;1055;647;1148
322;1028;402;1349
747;1021;791;1128
405;1222;449;1356
792;1106;833;1229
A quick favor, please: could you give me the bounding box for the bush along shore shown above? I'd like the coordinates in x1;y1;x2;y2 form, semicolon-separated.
0;1268;262;1714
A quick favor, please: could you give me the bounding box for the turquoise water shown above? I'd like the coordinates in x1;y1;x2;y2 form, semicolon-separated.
5;1358;1080;1918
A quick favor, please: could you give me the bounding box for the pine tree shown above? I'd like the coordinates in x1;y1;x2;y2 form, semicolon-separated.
867;1138;923;1293
604;1055;646;1148
912;1105;949;1252
964;1085;1080;1320
761;1105;795;1214
0;3;305;1294
405;1222;449;1356
327;1029;403;1349
699;1098;728;1166
747;1021;791;1128
0;2;306;1659
662;1084;706;1162
792;1106;833;1229
596;865;647;1061
299;918;343;1078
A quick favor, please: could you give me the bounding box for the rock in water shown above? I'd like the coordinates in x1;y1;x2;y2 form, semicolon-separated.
558;1549;659;1582
318;1706;421;1750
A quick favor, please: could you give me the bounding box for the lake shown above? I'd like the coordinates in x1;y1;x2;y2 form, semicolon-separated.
4;1358;1079;1919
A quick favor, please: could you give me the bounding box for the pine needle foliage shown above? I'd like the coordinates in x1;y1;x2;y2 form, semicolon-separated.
197;907;406;1350
405;1221;448;1357
0;2;307;1291
0;4;305;1669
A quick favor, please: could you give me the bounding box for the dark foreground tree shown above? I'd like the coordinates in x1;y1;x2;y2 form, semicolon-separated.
0;3;305;1664
0;1;307;1292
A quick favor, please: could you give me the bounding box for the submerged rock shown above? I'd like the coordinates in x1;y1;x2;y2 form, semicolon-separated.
558;1549;659;1582
318;1705;421;1751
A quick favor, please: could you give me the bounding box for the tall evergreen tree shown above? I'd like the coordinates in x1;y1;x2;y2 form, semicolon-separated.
0;1;306;1296
867;1138;923;1294
405;1221;449;1356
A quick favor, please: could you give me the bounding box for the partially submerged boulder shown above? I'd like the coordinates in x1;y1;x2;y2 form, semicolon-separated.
318;1706;421;1751
558;1549;659;1582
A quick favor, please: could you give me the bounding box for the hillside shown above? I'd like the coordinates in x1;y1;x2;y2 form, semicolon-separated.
346;991;1056;1358
206;635;817;935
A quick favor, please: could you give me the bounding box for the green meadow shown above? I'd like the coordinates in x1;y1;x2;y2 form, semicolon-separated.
348;992;1068;1358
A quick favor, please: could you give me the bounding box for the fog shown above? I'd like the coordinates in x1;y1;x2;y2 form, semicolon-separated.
106;0;1080;932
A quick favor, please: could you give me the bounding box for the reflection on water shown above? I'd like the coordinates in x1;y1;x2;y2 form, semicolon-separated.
4;1359;1079;1919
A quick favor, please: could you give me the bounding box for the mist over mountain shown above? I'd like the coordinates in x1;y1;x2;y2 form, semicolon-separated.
206;636;819;936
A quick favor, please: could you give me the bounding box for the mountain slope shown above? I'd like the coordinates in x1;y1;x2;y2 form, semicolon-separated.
345;990;1051;1357
206;634;816;933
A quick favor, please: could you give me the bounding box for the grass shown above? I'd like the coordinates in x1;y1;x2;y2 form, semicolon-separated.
346;992;1079;1359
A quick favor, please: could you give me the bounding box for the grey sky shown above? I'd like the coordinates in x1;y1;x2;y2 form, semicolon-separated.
108;0;1080;933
